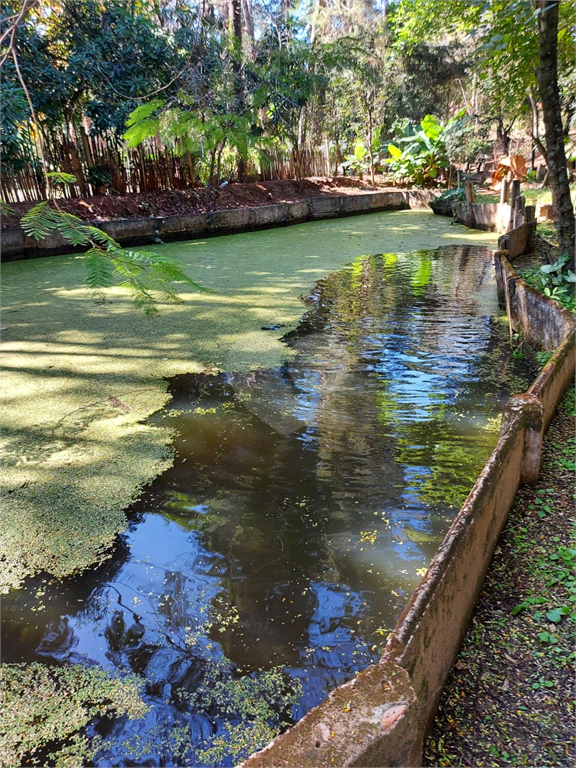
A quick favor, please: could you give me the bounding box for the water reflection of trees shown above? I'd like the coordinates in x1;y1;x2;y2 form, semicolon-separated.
152;245;528;673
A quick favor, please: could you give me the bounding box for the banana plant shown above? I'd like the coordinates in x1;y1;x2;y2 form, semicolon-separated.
386;112;465;185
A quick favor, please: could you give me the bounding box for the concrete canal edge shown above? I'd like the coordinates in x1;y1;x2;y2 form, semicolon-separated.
240;253;575;767
1;189;437;260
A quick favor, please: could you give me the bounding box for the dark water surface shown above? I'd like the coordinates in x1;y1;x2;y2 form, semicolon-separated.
2;246;533;766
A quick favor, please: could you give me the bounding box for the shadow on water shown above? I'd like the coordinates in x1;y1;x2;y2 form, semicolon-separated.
2;246;535;766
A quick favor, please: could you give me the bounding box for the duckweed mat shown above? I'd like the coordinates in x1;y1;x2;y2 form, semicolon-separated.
1;210;497;591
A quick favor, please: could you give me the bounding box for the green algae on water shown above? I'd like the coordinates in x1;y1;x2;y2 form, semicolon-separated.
0;211;497;591
0;662;148;767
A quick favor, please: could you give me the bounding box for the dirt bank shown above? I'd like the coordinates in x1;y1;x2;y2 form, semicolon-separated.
1;177;385;228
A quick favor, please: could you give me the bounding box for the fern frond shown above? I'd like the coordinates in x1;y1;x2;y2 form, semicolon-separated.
21;202;60;240
85;248;114;302
1;199;15;217
56;214;91;246
46;171;77;186
84;226;120;248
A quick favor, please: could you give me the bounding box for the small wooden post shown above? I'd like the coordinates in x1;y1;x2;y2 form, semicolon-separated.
525;205;536;224
510;179;521;206
514;196;526;228
508;179;521;231
464;181;475;204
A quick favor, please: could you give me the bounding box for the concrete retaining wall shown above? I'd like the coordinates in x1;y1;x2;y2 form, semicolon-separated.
242;251;575;768
495;250;575;351
453;201;510;232
1;189;437;260
497;221;536;260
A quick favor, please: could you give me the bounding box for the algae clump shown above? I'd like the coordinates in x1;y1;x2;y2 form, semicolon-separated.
0;662;148;767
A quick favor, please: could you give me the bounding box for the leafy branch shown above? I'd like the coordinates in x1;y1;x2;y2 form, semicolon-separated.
21;201;210;315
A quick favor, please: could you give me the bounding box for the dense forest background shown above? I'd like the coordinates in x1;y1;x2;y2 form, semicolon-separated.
1;0;575;202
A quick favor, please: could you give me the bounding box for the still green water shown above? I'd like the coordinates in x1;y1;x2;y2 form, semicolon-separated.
2;240;534;767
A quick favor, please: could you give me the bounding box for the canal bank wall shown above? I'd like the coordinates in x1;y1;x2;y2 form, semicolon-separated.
241;251;575;767
1;189;438;261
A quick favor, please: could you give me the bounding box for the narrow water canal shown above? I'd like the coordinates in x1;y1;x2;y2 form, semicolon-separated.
2;245;533;766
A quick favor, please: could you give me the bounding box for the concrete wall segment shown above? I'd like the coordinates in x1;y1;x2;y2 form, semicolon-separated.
248;203;289;227
528;332;576;430
241;662;420;768
308;195;345;218
160;213;207;237
98;217;157;242
497;252;575;350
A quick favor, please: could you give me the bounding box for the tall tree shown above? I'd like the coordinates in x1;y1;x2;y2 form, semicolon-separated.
535;0;575;266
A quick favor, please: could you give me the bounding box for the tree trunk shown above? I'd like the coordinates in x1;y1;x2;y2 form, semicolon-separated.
536;0;575;267
230;0;246;181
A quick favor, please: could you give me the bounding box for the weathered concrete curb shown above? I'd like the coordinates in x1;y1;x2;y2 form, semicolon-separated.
453;201;511;232
0;189;438;261
241;254;575;768
497;221;536;261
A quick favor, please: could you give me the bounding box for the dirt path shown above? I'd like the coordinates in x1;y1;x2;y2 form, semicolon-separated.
424;389;575;767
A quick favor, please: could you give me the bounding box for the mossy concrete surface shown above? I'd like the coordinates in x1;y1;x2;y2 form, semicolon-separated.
0;210;497;592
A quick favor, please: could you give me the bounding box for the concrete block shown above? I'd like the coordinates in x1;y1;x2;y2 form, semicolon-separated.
98;218;157;242
342;195;370;214
308;196;344;218
1;227;26;255
160;213;207;237
404;190;438;210
242;662;420;768
249;204;288;227
506;221;536;260
368;191;405;210
208;208;250;231
287;201;309;221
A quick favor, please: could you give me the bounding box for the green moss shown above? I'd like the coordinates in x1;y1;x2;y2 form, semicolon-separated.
0;662;148;767
0;211;497;591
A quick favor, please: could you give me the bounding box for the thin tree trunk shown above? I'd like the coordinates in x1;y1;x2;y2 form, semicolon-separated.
536;0;575;266
528;89;548;166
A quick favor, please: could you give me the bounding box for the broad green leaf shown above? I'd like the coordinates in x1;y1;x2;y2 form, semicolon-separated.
123;118;160;147
388;144;402;160
125;100;165;128
420;115;442;141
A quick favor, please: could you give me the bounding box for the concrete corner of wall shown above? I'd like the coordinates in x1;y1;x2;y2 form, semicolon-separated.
404;190;439;211
240;662;420;768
